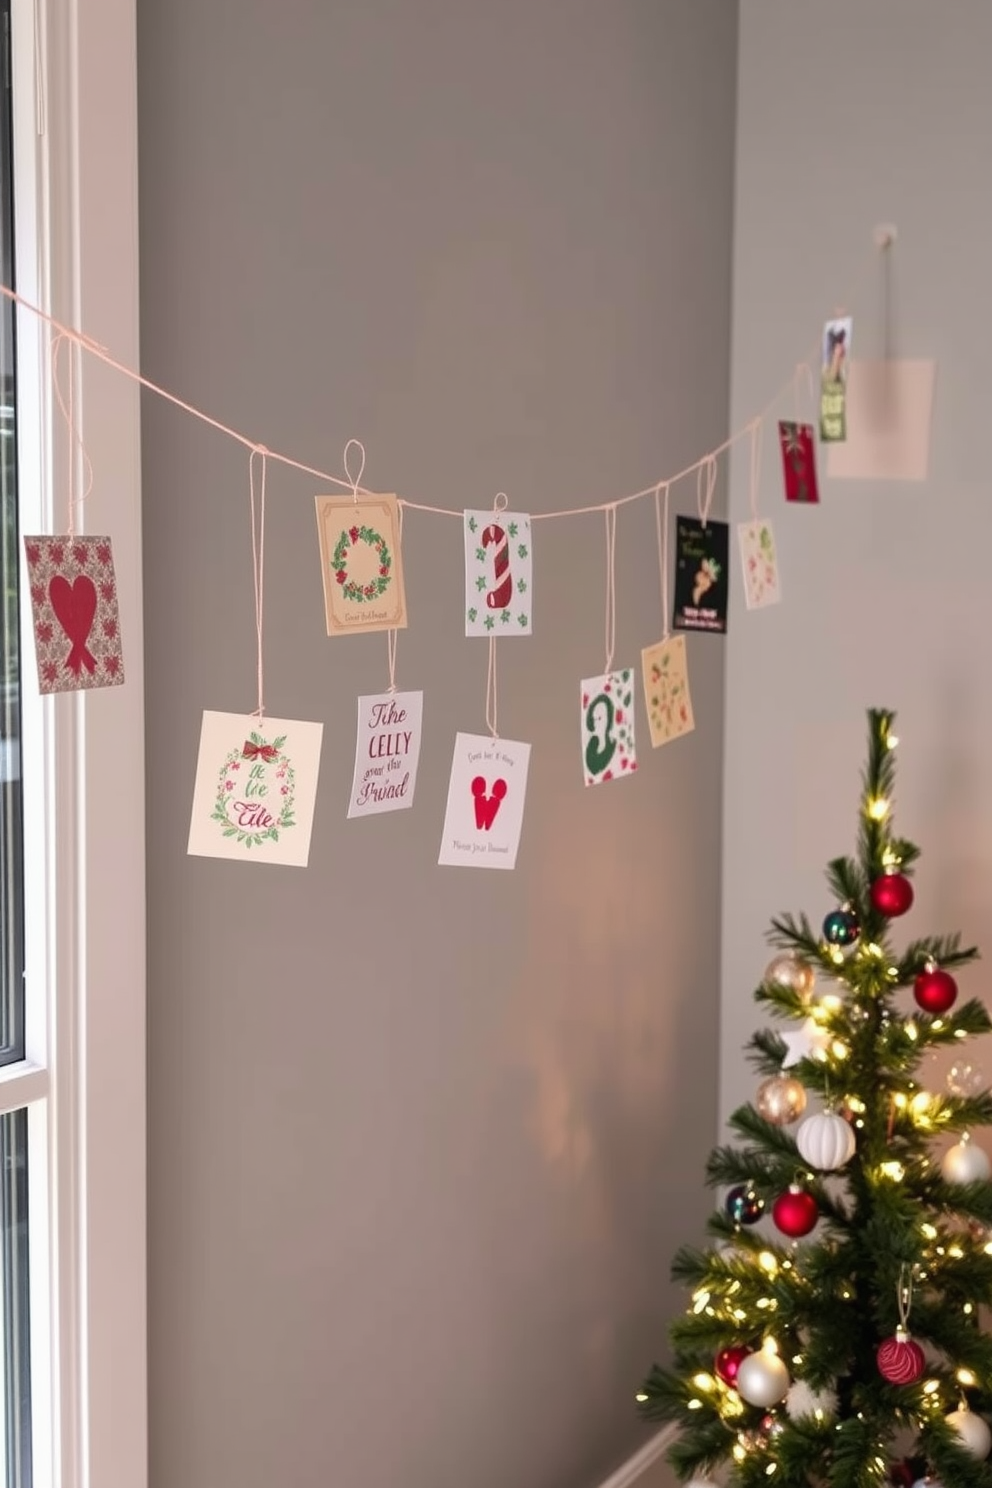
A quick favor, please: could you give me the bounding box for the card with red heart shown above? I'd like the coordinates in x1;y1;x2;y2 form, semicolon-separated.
438;731;530;870
23;535;125;694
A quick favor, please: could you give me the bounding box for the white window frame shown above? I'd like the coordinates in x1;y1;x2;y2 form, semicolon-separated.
7;1;145;1486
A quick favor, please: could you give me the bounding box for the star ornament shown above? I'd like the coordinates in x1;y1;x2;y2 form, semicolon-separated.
781;1017;832;1069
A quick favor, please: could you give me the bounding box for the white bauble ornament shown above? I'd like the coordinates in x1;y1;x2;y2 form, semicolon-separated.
736;1349;790;1408
784;1379;838;1422
947;1405;992;1459
912;1479;944;1488
941;1135;991;1185
795;1110;856;1171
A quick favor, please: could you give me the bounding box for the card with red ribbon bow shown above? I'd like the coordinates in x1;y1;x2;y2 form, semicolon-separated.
23;535;125;694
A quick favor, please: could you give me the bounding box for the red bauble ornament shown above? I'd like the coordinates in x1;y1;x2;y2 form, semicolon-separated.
914;966;958;1015
772;1185;819;1238
715;1344;750;1386
871;872;914;918
876;1329;925;1385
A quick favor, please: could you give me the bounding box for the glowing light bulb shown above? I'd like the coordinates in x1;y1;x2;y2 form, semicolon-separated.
868;797;890;821
879;1161;905;1181
693;1373;716;1391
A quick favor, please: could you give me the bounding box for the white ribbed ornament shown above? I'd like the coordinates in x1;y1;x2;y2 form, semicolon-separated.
795;1110;856;1170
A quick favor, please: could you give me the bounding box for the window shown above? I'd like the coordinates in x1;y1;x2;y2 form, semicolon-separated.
0;0;147;1485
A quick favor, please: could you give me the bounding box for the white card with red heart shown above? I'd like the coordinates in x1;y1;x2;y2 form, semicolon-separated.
438;732;530;870
188;712;324;868
23;535;125;693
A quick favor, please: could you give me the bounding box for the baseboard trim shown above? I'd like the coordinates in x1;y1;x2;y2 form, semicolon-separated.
597;1424;677;1488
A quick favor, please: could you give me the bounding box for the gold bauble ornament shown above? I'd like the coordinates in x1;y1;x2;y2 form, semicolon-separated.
764;953;816;999
756;1074;807;1126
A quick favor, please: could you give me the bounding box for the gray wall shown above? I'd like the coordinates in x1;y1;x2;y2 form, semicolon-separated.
721;0;992;1123
138;5;737;1486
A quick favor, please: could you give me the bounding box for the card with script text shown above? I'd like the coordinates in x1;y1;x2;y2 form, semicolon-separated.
347;690;423;819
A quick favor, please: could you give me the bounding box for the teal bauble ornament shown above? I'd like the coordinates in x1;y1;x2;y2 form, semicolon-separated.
823;908;860;947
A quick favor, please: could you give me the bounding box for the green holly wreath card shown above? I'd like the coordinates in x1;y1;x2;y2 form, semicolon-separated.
315;493;407;636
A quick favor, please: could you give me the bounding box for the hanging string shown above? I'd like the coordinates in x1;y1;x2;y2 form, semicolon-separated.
747;419;763;522
343;438;366;503
0;258;874;527
653;481;672;641
50;330;94;537
485;636;499;739
248;446;268;721
603;504;618;673
385;499;405;693
896;1263;914;1332
793;362;815;426
696;454;717;530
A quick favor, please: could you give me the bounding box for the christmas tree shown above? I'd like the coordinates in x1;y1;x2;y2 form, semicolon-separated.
639;709;992;1488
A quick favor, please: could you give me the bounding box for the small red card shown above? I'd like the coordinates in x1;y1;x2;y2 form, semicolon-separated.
23;536;125;694
778;421;820;504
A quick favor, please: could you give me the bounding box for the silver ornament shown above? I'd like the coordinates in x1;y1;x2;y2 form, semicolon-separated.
756;1075;807;1126
941;1136;991;1185
947;1406;992;1459
736;1349;790;1407
765;954;815;999
947;1061;984;1098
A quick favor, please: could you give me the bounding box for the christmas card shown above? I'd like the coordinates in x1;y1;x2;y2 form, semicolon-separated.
580;668;637;785
23;535;125;694
641;636;694;749
347;690;423;819
188;712;323;867
672;517;729;634
778;421;820;503
738;519;781;610
314;493;407;636
820;315;853;443
463;511;532;636
438;732;530;870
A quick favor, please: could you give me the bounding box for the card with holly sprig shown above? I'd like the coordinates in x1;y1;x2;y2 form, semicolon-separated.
778;420;820;503
315;494;407;636
641;636;694;748
580;668;637;786
463;511;533;636
23;535;125;694
188;712;324;867
737;518;782;610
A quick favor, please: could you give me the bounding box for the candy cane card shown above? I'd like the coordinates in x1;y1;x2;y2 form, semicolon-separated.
464;511;532;636
580;668;637;786
438;732;530;870
347;690;423;819
23;535;125;694
315;493;407;636
188;712;323;867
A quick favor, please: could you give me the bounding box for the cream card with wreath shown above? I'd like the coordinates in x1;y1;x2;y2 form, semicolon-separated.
315;494;407;636
188;712;324;867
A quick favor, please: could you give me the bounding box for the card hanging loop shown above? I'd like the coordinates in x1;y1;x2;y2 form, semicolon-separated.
50;328;95;538
343;438;366;505
385;499;405;693
793;362;815;425
248;445;268;721
485;634;499;740
653;482;671;642
492;490;509;514
603;503;618;673
696;455;717;531
748;420;763;522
